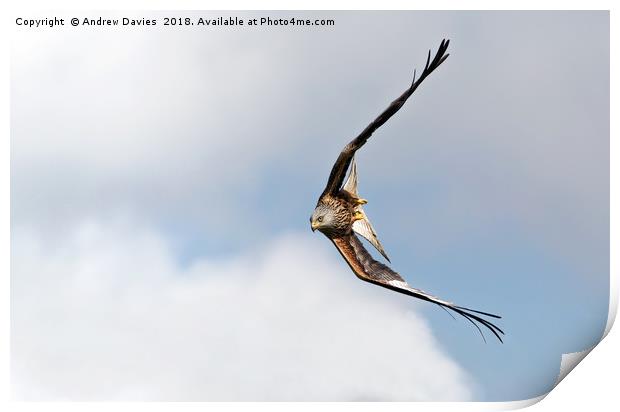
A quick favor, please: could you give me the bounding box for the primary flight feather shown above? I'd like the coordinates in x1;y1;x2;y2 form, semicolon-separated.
310;39;504;343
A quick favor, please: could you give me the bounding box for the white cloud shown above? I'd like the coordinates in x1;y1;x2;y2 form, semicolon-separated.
11;219;473;401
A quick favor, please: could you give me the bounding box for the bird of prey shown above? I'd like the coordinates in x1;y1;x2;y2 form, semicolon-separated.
310;39;504;343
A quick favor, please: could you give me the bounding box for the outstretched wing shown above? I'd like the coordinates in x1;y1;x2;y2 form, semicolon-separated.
352;212;390;262
321;39;450;197
331;234;504;343
342;156;360;195
343;158;390;262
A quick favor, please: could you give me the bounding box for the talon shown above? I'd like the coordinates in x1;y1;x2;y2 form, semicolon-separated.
353;211;364;221
355;198;368;205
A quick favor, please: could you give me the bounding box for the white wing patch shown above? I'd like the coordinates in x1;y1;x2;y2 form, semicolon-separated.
387;279;409;289
352;211;390;262
343;157;391;262
343;157;359;195
387;280;456;308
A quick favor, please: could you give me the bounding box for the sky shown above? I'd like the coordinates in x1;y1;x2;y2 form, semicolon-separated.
11;11;609;401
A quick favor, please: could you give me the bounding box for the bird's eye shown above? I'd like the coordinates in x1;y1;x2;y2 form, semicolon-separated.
317;216;323;222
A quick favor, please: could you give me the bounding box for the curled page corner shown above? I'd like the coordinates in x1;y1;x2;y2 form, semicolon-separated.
552;294;617;388
512;347;596;409
555;347;595;387
508;356;597;411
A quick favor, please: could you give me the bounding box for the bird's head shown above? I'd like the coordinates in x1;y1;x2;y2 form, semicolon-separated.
310;204;337;233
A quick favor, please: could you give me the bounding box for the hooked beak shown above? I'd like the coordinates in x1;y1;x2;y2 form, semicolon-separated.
311;221;319;232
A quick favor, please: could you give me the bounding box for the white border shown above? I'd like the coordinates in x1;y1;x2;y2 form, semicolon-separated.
2;1;616;411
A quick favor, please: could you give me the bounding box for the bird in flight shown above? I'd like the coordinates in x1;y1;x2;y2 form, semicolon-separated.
310;39;504;343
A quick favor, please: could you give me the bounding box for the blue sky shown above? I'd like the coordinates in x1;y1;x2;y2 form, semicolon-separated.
11;11;609;401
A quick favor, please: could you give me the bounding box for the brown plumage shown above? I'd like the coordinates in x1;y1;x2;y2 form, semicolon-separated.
310;39;504;343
